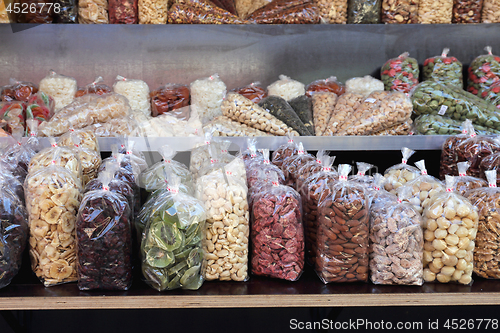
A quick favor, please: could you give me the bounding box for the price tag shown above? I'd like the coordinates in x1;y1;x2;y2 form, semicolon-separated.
438;105;448;115
365;98;377;104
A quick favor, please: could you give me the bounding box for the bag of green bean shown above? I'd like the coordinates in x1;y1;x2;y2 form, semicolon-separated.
414;114;500;136
423;48;463;88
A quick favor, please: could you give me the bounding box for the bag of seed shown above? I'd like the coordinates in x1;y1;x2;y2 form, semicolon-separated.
258;96;312;136
455;162;487;196
468;46;500;97
384;147;420;194
381;52;419;93
289;95;314;135
423;48;463;88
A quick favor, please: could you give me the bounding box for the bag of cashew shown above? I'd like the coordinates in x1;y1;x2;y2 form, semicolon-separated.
384;147;420;194
455;162;487;196
196;157;250;282
422;175;478;285
282;142;315;186
316;164;370;283
251;172;304;281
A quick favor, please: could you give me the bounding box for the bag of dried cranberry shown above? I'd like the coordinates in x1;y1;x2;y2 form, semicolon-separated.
109;0;138;23
1;78;38;102
251;171;304;281
381;52;419;93
76;173;133;290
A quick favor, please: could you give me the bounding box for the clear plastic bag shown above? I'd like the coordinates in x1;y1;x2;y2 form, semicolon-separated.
204;116;271;137
295;150;327;193
0;163;25;204
54;0;78;22
452;0;483;23
482;0;500;23
76;174;133;290
311;92;337;136
16;0;54;22
418;0;453;23
150;84;190;119
271;133;299;169
168;0;245;23
312;0;347;23
423;48;463;88
367;173;397;205
422;176;478;285
141;174;205;291
251;172;304;281
381;52;419;93
345;75;384;98
267;75;305;102
384;147;420;193
25;92;55;130
118;139;148;173
482;81;500;109
455;161;487;196
316;164;370;283
59;132;101;186
248;0;320;24
109;0;138;22
306;76;345;97
75;77;112;98
139;0;168;23
58;128;99;152
480;151;500;186
235;0;271;19
348;0;381;23
259;96;311;136
39;70;77;112
211;0;236;14
467;46;500;97
113;75;150;115
190;74;226;125
282;142;315;186
190;131;216;179
414;114;500;136
84;116;138;137
241;138;263;169
381;0;419;23
439;120;473;179
323;92;364;136
289;95;314;135
1;78;38;102
78;0;109;23
371;119;413;136
0;101;25;135
247;149;285;189
231;82;267;104
349;162;374;186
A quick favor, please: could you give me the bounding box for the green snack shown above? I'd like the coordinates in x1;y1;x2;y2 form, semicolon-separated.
467;46;500;96
259;96;312;136
423;48;463;88
146;247;175;268
411;81;500;131
288;95;315;135
381;52;419;93
414;114;500;136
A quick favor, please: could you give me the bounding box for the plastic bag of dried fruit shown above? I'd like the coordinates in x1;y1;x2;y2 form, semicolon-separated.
235;0;271;19
0;101;25;135
150;84;190;118
76;172;133;291
384;147;420;194
117;139;148;173
482;81;500;109
248;0;320;24
422;175;478;285
78;0;109;23
381;52;419;93
100;145;141;186
369;190;423;285
140;145;194;194
418;0;452;23
482;0;500;23
300;154;337;266
480;147;500;186
439;120;473;179
348;0;381;23
259;96;311;136
168;0;245;23
282;142;315;186
1;78;38;102
345;75;384;98
312;0;347;23
25;149;82;287
231;82;267;104
75;77;111;98
306;76;345;97
423;48;463;88
467;46;500;97
455;161;487;196
267;75;305;102
381;0;418;23
465;170;500;279
109;0;138;23
113;75;150;115
39;70;77;112
59;128;99;152
323;92;364;136
397;160;445;215
271;132;299;169
349;162;375;187
25;92;55;130
196;157;249;282
241;138;263;170
251;171;304;281
247;149;285;189
190;74;226;125
316;164;370;283
0;127;39;183
139;0;169;23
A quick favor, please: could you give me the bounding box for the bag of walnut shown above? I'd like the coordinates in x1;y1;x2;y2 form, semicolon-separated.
455;161;487;196
316;164;370;283
439;119;473;179
466;170;500;279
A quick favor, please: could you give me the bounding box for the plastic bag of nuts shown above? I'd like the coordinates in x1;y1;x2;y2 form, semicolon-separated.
381;52;419;93
468;46;500;97
480;151;500;187
241;138;263;169
231;82;267;104
345;76;384;98
323;92;364;136
1;78;38;102
381;0;419;23
316;164;370;283
150;84;190;119
271;133;299;169
168;0;245;23
439;120;473;179
423;48;463;88
371;119;413;136
251;172;304;281
369;191;423;285
384;147;420;194
482;0;500;22
26;150;82;287
311;92;337;136
349;162;375;187
289;95;314;135
466;170;500;279
418;0;453;23
197;139;234;177
282;142;315;186
295;150;329;193
422;175;478;285
312;0;347;23
204;116;271;137
108;0;138;23
248;0;321;24
139;0;168;23
196;158;250;282
452;0;483;23
367;173;398;205
348;0;381;23
78;0;109;23
247;149;285;189
259;96;312;136
455;162;487;196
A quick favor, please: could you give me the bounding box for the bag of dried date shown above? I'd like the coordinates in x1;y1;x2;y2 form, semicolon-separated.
466;170;500;279
251;172;304;281
455;162;487;196
312;0;347;23
467;46;500;97
247;149;285;189
381;0;418;23
75;77;111;98
316;164;370;283
422;176;478;285
349;162;375;187
141;174;206;290
381;52;419;93
384;147;420;194
108;0;138;22
482;81;500;109
76;173;133;290
439;120;473;179
348;0;381;23
271;133;299;169
247;0;320;24
78;0;109;23
1;78;38;102
282;142;315;186
311;92;337;136
423;48;463;88
0;101;25;135
323;92;364;136
453;0;483;23
397;160;445;215
150;84;190;119
231;82;267;104
289;95;314;135
196;157;250;282
418;0;452;23
482;0;500;23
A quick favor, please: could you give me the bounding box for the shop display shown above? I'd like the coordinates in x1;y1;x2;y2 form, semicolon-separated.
39;71;77;112
482;81;500;109
204;116;271;137
282;143;315;186
113;75;149;115
439;120;472;179
150;84;190;118
248;0;320;24
369;192;423;285
418;0;453;23
231;82;267;104
482;0;500;22
414;114;499;136
78;0;109;23
349;162;374;187
422;176;478;285
347;0;381;23
75;77;112;98
139;0;168;23
381;52;419;93
316;164;370;283
1;79;38;103
384;147;419;194
235;0;271;19
345;76;384;98
25;92;55;130
323;92;364;136
423;48;463;87
190;74;226;125
168;0;245;24
267;75;305;102
312;0;347;23
381;0;419;23
480;151;500;186
306;77;345;97
0;101;25;135
54;0;78;22
455;162;487;196
467;46;500;96
456;127;500;178
452;0;483;23
29;139;83;181
258;96;311;136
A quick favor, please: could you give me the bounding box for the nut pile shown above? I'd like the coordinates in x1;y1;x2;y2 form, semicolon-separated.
452;0;483;23
418;0;453;23
311;92;337;136
381;0;419;23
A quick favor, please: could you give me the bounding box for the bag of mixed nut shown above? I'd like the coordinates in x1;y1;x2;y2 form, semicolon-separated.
455;161;487;196
247;149;285;189
381;0;419;23
231;82;267;104
381;52;419;93
422;176;478;285
311;92;337;136
282;142;315;186
348;0;381;23
482;0;500;22
271;133;299;169
418;0;453;23
369;190;423;285
312;0;347;23
384;147;420;194
150;83;190;119
452;0;483;23
439;120;473;179
467;46;500;97
316;164;370;283
251;172;304;281
247;0;320;24
423;48;463;88
323;92;364;136
349;162;375;187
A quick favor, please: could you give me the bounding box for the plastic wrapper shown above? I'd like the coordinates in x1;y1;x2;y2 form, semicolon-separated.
439;120;472;179
118;139;148;173
289;95;314;135
39;93;131;137
113;75;149;115
29;138;82;180
84;116;138;137
345;76;384;98
190;74;226;125
75;77;111;98
311;92;336;136
455;162;487;196
247;149;285;188
418;0;453;23
196;158;249;281
323;92;363;136
241;138;263;169
423;48;463;88
0;164;25;204
190;131;216;179
371;119;413;136
295;150;328;193
422;176;478;285
59;132;101;186
248;0;321;24
78;0;109;23
211;0;236;14
482;81;500;109
482;0;500;22
316;165;369;283
139;0;168;23
221;93;299;136
411;81;500;132
306;77;345;97
25;92;55;130
140;145;194;194
381;0;419;23
271;133;299;169
16;0;54;22
480;151;500;186
282;143;315;186
349;162;374;187
466;170;500;279
54;0;78;22
368;173;397;205
231;82;267;104
348;0;381;23
267;75;305;102
108;0;138;22
398;160;445;215
0;129;39;183
76;175;132;290
467;47;500;97
203;116;271;137
168;0;245;23
259;96;312;136
384;147;420;194
1;79;38;102
235;0;271;18
414;114;500;136
150;84;190;118
452;0;483;23
251;173;304;281
381;52;419;93
25;152;82;287
455;127;500;178
0;101;25;135
58;128;99;152
141;175;205;291
312;0;347;23
39;70;77;112
137;109;202;137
